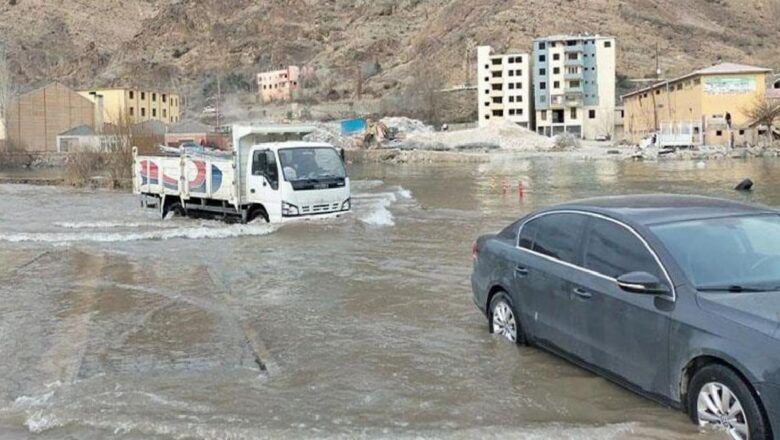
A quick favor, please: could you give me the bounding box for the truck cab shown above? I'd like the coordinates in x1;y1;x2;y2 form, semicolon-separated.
246;142;350;222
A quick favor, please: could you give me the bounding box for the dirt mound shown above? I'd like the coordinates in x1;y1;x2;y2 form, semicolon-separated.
406;119;554;151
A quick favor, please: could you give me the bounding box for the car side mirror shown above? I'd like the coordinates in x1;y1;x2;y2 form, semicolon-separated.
616;271;670;295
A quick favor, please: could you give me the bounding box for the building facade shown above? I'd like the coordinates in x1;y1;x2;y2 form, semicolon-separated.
622;63;772;147
77;88;181;126
476;46;532;128
257;66;301;103
7;82;96;152
532;35;616;140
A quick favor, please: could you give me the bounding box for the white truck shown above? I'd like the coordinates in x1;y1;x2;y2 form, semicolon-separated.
132;125;351;223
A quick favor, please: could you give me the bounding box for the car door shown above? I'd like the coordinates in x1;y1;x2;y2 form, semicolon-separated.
248;148;281;205
513;212;588;353
570;216;671;395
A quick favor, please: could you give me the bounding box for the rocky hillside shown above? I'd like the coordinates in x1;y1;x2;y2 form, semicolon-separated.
1;0;779;105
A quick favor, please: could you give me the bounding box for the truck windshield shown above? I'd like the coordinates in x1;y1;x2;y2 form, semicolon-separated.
278;147;346;182
651;214;780;291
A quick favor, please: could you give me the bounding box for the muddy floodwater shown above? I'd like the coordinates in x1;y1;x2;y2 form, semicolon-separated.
2;156;777;440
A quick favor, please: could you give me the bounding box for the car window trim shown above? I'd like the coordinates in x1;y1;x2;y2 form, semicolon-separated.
515;210;676;301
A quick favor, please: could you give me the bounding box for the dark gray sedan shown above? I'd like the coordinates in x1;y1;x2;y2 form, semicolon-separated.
471;195;780;440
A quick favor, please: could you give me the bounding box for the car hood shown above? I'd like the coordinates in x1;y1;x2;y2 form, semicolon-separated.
697;291;780;338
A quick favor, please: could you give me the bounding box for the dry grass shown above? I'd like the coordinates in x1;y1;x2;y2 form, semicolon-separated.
65;151;103;186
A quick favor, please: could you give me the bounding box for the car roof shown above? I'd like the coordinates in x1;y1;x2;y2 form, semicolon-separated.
542;194;777;226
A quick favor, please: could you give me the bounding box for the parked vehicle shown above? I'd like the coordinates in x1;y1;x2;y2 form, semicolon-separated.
471;195;780;440
133;125;351;223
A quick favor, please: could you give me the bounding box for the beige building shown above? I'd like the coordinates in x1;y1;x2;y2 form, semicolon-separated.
6;82;96;152
622;63;772;147
78;88;181;126
476;46;532;128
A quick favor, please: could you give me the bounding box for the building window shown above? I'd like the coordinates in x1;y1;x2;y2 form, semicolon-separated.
129;91;134;99
509;109;516;115
484;64;489;69
567;53;578;60
553;67;560;74
553;81;560;89
589;109;596;119
509;83;515;90
152;109;157;117
515;69;522;75
509;71;514;77
570;80;580;88
553;53;560;61
539;55;546;62
604;41;612;48
162;94;167;103
152;93;157;102
491;84;502;91
516;95;523;102
491;58;502;65
492;71;501;78
141;92;146;100
541;110;547;121
567;40;577;46
141;108;146;117
163;109;167;118
492;97;502;104
509;96;515;103
716;130;723;136
484;115;490;120
539;68;546;75
539;42;546;50
484;101;490;107
540;82;547;90
570;108;577;119
518;109;523;115
492;110;503;117
739;129;745;135
129;107;134;116
515;82;522;89
516;56;523;63
656;89;661;95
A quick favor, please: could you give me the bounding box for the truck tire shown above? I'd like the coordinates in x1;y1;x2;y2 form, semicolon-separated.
164;202;185;219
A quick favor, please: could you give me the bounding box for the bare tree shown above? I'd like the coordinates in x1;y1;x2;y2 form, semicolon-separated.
742;96;780;146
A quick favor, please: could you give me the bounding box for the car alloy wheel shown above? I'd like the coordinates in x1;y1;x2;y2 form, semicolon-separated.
696;382;749;440
491;300;517;343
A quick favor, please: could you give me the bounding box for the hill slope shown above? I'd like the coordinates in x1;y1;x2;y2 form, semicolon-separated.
1;0;778;103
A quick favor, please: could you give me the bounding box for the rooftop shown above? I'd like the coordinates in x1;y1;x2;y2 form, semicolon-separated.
534;34;614;42
622;62;773;99
58;125;95;136
167;120;213;134
547;194;776;226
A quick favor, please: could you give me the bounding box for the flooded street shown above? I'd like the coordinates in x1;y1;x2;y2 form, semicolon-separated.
1;156;777;439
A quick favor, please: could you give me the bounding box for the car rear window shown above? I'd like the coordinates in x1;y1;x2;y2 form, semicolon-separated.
584;218;661;279
521;213;587;264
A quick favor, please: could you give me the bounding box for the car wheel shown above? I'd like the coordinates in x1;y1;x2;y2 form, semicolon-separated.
688;364;770;440
489;293;523;345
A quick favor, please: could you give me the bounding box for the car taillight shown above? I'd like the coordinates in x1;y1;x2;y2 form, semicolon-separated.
471;241;478;261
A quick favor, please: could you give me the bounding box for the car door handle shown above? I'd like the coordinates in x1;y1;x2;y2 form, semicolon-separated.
514;266;529;277
572;287;592;299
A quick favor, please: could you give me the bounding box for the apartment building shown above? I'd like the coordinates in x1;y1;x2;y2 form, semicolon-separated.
622;63;773;147
257;66;301;102
533;35;616;140
77;88;181;126
476;46;532;128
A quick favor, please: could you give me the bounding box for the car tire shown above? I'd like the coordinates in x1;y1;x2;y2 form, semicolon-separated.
488;292;524;345
688;364;770;440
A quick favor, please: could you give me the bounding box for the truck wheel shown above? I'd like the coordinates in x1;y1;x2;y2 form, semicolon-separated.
246;206;269;223
164;202;185;219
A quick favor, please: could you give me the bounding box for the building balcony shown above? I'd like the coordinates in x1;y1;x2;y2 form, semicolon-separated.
564;72;583;81
565;85;583;94
564;58;582;66
564;43;584;53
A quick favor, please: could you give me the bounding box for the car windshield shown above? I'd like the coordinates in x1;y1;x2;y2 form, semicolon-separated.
651;214;780;291
278;147;346;182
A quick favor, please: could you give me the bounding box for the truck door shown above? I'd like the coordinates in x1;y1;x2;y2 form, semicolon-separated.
248;149;282;220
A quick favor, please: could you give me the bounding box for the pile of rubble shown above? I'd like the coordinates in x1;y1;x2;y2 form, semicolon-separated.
405;119;555;152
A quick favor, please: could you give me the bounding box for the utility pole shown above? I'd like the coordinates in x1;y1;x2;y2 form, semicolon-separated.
356;64;362;100
216;73;222;129
0;43;8;146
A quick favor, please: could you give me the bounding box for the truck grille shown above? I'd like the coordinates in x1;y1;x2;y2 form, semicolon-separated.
300;202;341;214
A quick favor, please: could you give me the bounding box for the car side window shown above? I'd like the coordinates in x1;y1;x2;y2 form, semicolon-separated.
584;218;661;279
518;218;539;249
527;213;588;264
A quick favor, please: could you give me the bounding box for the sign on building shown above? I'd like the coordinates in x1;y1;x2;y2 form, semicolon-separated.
704;76;756;95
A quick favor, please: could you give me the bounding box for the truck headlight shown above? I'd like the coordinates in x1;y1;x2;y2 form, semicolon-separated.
341;198;351;211
282;201;299;216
